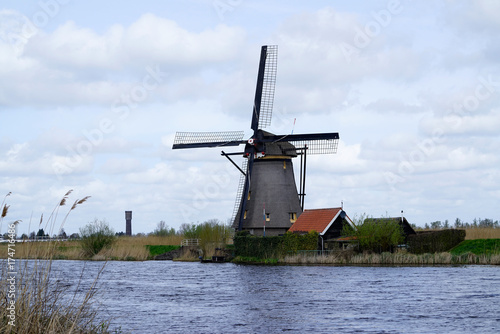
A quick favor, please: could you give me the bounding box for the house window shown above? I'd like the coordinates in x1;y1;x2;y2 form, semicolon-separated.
265;213;270;222
289;212;297;223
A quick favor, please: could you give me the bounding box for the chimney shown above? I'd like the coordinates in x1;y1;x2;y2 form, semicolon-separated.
125;211;132;236
401;210;404;222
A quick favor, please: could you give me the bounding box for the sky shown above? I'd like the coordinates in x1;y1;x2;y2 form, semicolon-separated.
1;0;499;236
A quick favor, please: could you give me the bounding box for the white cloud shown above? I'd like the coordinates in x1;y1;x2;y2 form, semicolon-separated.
1;2;500;234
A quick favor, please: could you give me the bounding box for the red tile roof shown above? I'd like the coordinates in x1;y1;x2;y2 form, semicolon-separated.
288;208;343;234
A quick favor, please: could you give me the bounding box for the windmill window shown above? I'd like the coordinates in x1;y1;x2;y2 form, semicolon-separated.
244;210;248;219
289;212;297;223
283;161;286;169
265;213;270;222
248;191;251;200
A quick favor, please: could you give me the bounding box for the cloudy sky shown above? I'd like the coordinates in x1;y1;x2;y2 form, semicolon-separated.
1;0;499;235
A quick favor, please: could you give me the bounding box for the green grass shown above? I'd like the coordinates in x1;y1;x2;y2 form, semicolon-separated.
146;245;181;257
450;239;500;255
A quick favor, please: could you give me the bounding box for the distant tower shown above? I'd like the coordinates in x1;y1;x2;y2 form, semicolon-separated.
125;211;132;236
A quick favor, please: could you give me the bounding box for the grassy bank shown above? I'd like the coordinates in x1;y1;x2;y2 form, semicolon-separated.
450;239;500;255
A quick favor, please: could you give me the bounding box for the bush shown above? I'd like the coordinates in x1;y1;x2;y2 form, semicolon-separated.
344;217;405;253
80;219;116;257
198;219;232;259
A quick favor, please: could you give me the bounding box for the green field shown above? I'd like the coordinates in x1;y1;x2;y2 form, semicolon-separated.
146;245;181;257
450;239;500;255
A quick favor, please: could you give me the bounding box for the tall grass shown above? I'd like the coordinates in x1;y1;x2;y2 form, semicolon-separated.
0;191;113;333
0;235;185;261
465;228;500;240
282;251;500;265
95;235;184;261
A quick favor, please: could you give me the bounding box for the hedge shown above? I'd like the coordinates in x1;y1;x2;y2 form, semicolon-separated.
408;229;465;254
233;231;319;258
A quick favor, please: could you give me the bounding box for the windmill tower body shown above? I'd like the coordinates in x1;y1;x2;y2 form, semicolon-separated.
172;45;339;236
233;153;303;236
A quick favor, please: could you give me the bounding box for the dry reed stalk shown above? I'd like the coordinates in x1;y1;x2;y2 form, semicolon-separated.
465;228;500;240
282;250;500;265
97;243;150;261
115;235;184;247
0;191;112;333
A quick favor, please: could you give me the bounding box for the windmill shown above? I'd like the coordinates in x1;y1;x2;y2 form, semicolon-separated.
173;45;339;236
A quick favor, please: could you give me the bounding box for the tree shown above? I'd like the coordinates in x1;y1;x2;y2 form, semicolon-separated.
79;219;116;257
58;228;67;239
179;223;201;239
430;221;442;229
198;219;232;259
344;215;404;253
151;221;176;236
36;228;46;238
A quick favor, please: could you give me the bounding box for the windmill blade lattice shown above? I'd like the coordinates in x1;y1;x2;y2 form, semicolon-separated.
258;45;278;129
283;138;339;154
230;159;248;223
173;131;245;149
263;132;340;154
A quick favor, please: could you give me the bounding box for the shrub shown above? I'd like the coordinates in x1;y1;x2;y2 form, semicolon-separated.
80;219;116;257
198;219;232;259
344;216;404;253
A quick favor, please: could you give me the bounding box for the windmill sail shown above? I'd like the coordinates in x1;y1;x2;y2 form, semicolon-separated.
251;45;278;132
258;45;277;129
172;131;245;149
172;45;340;236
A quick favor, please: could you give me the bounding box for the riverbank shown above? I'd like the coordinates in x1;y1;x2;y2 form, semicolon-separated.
233;252;500;265
233;239;500;265
2;237;498;265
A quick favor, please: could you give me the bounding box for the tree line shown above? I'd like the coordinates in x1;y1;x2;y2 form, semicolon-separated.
423;218;499;230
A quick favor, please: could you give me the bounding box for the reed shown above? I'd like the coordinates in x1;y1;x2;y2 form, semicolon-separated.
281;251;500;265
465;228;500;240
92;235;184;260
0;191;113;333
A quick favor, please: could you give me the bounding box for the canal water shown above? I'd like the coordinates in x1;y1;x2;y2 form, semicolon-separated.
47;261;500;333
